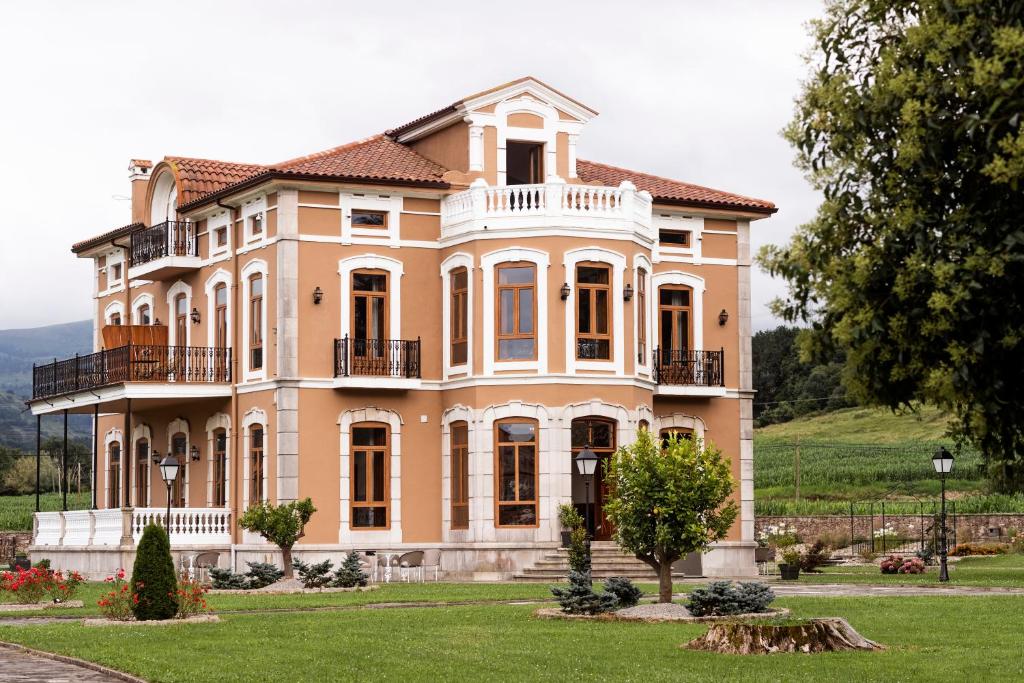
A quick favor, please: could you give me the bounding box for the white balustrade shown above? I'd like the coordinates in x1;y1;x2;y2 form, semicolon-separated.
132;508;232;545
441;179;653;236
92;509;125;546
33;512;63;546
31;508;231;548
61;510;93;546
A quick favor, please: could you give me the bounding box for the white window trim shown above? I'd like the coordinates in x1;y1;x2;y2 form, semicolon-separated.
337;407;403;545
633;254;653;375
337;254;404;340
205;413;231;508
652;271;706;352
340;192;403;246
241;408;270;511
207;210;232;260
241;196;268;246
652;213;704;265
165;281;193;346
131;293;155;326
131;423;152;507
441;404;475;541
103;301;125;327
481;247;549;374
563;247;626;375
653;412;707;444
104;428;123;509
240;259;269;382
167;417;191;508
492;96;562;184
440;253;474;379
104;251;126;294
204;269;233;349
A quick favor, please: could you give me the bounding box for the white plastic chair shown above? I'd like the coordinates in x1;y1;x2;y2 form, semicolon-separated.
421;549;441;581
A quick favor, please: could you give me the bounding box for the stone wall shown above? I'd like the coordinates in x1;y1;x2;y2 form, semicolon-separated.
1;532;31;560
756;514;1024;546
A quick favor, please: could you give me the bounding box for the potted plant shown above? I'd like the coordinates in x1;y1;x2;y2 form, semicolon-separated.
779;548;802;580
754;538;774;564
557;504;584;548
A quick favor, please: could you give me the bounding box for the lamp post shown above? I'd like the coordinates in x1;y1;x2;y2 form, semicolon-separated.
932;446;955;582
574;445;598;538
158;455;180;535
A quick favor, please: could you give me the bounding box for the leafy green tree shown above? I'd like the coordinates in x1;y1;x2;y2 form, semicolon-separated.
761;0;1024;490
238;498;316;578
605;431;738;603
131;523;178;620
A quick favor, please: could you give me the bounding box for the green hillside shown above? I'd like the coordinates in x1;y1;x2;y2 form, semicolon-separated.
755;405;951;444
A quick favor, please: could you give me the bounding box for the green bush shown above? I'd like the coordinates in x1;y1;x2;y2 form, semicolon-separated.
567;526;590;575
686;581;775;617
602;576;642;608
130;524;178;621
557;503;585;530
799;540;832;572
550;570;618;615
244;562;283;588
293;559;333;589
209;567;247;590
332;552;369;588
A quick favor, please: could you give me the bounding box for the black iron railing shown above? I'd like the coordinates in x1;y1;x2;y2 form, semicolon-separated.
32;345;231;400
653;348;725;386
334;336;421;379
129;221;198;268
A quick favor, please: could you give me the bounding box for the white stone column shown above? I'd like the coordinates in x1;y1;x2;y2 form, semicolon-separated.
468;123;485;172
567;134;578;178
276;188;300;503
737;220;754;542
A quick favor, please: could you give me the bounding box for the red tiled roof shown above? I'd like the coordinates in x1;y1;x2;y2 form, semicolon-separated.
274;135;448;183
71;222;144;253
129;159;152;169
576;159;776;214
164;157;267;206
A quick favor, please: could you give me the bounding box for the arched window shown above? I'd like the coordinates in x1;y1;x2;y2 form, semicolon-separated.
249;274;263;370
659;427;693;450
135;437;149;507
494;418;538;527
636;268;647;363
136;304;151;326
495;263;536;361
351;270;388;371
214;284;228;348
109;311;122;326
108;442;121;508
351;423;389;529
250;425;265;505
450;421;469;529
658;285;693;357
174;293;188;346
212;428;227;507
171;432;187;507
571;417;616;539
450;268;468;366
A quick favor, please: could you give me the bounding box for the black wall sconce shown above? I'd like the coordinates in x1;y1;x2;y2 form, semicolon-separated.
151;449;162;465
313;286;324;305
560;283;571;301
190;307;201;324
623;284;634;302
718;309;729;326
189;445;201;462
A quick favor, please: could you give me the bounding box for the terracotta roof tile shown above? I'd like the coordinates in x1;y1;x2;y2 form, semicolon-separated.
71;222;144;253
274;134;448;183
576;159;776;213
164;157;266;206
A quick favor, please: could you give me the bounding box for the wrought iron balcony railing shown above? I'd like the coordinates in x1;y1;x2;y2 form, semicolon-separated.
129;221;198;268
333;336;421;379
652;348;725;386
32;345;231;400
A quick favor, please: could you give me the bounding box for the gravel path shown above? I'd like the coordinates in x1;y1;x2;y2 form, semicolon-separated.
0;643;139;682
615;603;692;620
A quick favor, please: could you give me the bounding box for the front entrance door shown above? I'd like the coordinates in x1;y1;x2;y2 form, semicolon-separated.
571;417;616;541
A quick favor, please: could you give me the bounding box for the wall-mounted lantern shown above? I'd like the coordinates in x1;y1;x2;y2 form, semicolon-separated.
313;286;324;305
189;445;201;462
623;284;634;302
151;449;162;465
718;309;729;326
560;283;571;301
190;307;201;324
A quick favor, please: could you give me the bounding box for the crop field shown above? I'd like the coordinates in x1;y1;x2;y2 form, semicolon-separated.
0;491;91;531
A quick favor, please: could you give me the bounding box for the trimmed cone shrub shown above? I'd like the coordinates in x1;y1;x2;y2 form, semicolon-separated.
567;526;591;575
131;524;179;621
603;576;643;608
550;570;618;615
333;552;369;588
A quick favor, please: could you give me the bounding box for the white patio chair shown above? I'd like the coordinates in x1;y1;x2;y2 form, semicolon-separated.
421;549;441;582
398;551;424;583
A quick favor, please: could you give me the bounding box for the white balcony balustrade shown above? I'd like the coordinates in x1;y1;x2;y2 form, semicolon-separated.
441;178;653;239
32;508;232;547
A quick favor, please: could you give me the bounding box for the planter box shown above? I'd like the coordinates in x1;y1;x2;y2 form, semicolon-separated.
754;547;774;563
779;564;801;581
560;531;572;548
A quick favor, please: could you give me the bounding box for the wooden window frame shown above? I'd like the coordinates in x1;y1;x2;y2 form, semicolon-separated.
658;284;693;353
350;209;389;229
135;438;149;507
495;262;537;362
575;262;613;361
108;442;120;508
249;426;264;506
637;268;647;364
659;427;694;450
493;418;539;528
170;433;187;507
249;274;263;370
658;229;691;247
350;422;390;530
214;284;228;349
174;293;188;346
450;267;468;366
350;270;390;343
109;312;122;326
450;421;469;530
249;213;263;237
111;262;122;284
212;428;227;507
215;226;228;247
136;304;151;326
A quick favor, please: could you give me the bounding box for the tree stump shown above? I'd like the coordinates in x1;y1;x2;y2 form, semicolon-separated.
684;618;883;655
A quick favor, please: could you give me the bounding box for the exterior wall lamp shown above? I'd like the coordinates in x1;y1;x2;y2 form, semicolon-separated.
560;283;571;301
623;284;634;301
313;286;324;305
151;449;161;465
190;307;201;324
718;309;729;326
189;445;201;462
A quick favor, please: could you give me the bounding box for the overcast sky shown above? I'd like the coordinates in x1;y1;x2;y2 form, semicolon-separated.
0;0;822;331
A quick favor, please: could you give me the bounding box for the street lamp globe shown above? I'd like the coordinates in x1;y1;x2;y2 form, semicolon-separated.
159;455;180;486
932;447;955;474
574;446;598;476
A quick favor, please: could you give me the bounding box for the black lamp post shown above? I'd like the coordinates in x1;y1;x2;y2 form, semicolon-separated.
932;446;954;582
574;445;598;537
159;455;180;535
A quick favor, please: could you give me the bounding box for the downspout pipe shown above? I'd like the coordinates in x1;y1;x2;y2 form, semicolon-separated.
216;198;241;572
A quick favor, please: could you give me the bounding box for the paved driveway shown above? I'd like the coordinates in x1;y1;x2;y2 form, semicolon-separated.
0;645;133;682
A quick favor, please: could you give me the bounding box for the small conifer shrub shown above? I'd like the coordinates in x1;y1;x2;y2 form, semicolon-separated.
130;524;179;620
332;552;369;588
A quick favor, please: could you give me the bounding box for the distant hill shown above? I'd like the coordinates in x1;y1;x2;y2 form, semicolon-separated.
0;320;92;450
754;405;950;444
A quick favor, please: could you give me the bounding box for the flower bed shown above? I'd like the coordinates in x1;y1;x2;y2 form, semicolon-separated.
879;555;926;574
82;614;220;627
1;566;84;604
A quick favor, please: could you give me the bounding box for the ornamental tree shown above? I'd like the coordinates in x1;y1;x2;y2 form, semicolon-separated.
604;430;737;603
238;498;316;578
760;0;1024;490
131;523;178;620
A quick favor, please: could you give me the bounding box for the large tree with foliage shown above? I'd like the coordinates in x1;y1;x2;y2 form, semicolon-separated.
605;430;737;603
761;0;1024;490
238;498;316;578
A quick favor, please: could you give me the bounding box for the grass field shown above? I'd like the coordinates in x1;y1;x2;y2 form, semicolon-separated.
0;491;90;532
1;595;1023;681
801;554;1024;588
753;406;1024;515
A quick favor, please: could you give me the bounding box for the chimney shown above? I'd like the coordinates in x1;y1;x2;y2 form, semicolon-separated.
128;159;153;225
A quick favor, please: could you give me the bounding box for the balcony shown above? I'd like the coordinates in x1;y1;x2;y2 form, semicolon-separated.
652;348;726;396
33;508;232;549
31;344;231;404
333;336;422;389
440;179;654;240
128;221;200;279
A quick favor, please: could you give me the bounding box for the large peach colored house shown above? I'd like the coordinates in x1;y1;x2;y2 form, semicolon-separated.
29;78;775;579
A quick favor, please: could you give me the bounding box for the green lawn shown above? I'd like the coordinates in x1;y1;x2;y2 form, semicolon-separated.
1;596;1023;681
0;491;91;532
797;554;1024;588
754;405;951;443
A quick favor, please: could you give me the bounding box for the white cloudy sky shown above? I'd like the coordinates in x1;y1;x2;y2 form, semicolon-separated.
0;0;822;331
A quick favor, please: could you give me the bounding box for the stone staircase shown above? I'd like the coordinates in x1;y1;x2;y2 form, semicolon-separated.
513;541;696;582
